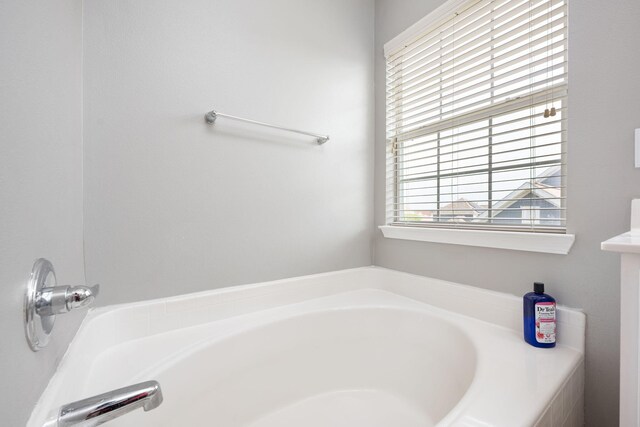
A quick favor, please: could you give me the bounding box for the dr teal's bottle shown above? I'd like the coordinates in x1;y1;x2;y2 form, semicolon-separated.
523;282;556;348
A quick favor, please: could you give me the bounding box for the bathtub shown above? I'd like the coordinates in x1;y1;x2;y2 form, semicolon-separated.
28;267;585;427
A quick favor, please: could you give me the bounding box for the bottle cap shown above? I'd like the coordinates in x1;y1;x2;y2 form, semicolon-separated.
534;282;545;294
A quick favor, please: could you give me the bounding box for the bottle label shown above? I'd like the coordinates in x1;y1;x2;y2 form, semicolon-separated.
535;302;556;343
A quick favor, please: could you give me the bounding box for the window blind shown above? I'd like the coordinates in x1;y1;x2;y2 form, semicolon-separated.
385;0;567;233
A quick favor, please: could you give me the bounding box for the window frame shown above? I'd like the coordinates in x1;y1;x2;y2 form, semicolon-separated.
380;0;574;254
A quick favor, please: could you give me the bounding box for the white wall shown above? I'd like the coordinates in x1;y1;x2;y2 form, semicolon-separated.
373;0;640;425
0;1;85;425
83;0;375;305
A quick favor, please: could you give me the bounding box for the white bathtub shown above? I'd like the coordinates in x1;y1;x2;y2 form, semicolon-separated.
29;267;585;427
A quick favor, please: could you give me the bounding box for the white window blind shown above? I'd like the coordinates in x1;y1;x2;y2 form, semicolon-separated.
385;0;567;233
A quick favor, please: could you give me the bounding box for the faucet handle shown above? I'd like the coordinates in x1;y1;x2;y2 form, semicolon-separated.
25;259;101;351
66;284;100;310
36;284;100;316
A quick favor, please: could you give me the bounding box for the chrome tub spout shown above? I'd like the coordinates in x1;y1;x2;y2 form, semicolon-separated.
58;380;163;426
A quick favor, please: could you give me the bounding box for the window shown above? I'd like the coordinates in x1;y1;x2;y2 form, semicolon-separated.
385;0;567;234
521;205;541;225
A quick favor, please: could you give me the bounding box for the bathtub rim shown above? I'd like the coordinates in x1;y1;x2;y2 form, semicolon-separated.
83;265;586;352
27;266;585;427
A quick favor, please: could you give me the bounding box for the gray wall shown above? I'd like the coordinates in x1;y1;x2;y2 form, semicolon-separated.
373;0;640;425
0;1;85;425
83;0;375;305
4;1;636;425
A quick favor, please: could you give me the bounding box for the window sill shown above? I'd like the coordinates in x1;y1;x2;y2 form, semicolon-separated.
379;225;575;255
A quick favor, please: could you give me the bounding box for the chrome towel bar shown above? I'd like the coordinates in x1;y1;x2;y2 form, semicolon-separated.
205;110;329;145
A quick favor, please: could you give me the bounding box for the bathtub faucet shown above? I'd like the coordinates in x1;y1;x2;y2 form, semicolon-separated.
57;380;163;426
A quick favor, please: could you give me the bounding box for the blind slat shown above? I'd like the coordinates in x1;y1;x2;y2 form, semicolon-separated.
386;175;565;195
397;107;564;146
392;205;565;210
394;90;567;142
387;66;566;133
392;116;566;159
387;0;506;64
390;157;563;183
391;141;563;176
387;0;564;75
389;189;566;202
387;22;566;97
392;152;564;182
391;126;565;165
387;2;566;83
388;160;562;186
386;40;566;119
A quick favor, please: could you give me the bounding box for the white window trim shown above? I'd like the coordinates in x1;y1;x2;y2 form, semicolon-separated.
382;0;574;253
380;225;575;255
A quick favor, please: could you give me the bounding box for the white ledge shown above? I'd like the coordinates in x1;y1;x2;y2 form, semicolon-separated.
601;232;640;254
601;200;640;254
379;225;575;255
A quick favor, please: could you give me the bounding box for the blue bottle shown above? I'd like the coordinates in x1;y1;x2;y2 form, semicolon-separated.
523;282;556;348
